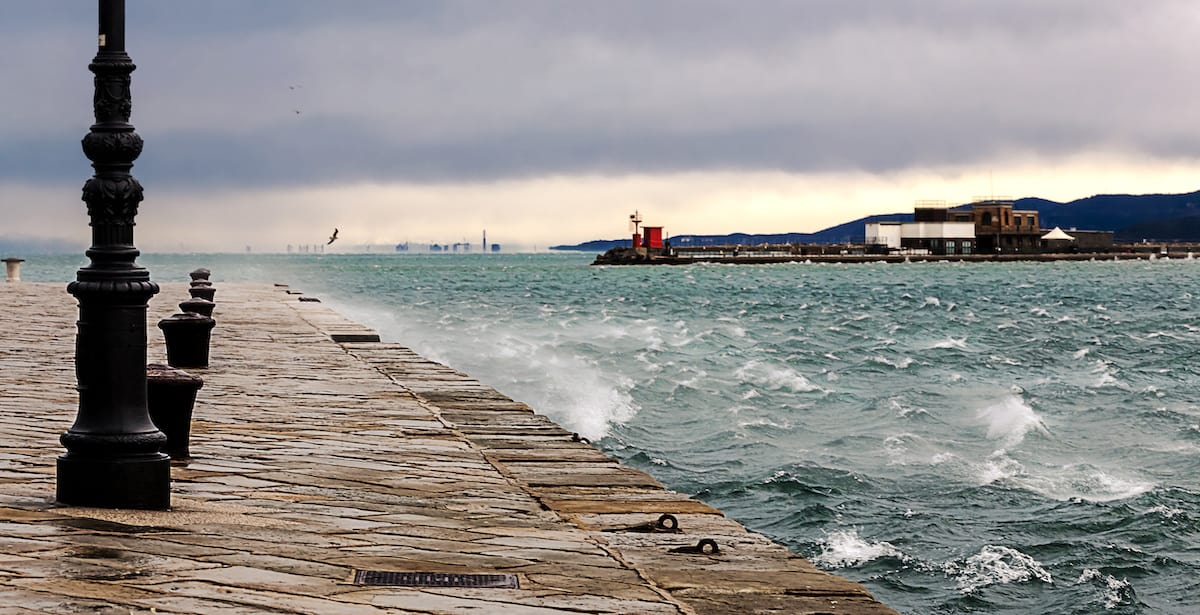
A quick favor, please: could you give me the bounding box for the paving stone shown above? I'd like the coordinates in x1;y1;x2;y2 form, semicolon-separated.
0;283;896;614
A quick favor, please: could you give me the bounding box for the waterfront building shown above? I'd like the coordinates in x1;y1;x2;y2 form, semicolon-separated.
867;199;1112;255
865;202;976;255
962;199;1043;253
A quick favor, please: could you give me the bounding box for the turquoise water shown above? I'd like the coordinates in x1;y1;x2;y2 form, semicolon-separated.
28;253;1200;613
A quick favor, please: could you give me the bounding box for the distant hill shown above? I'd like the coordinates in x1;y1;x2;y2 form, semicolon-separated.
551;190;1200;251
1011;191;1200;241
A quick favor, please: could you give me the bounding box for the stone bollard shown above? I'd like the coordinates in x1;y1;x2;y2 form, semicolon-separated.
179;297;215;318
189;268;211;281
188;285;216;301
146;364;204;460
158;313;216;368
3;257;25;283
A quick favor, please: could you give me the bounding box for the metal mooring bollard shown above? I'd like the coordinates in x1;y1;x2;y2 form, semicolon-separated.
2;257;25;283
189;280;213;288
146;364;204;460
188;285;216;301
189;268;211;281
179;297;215;318
158;313;216;368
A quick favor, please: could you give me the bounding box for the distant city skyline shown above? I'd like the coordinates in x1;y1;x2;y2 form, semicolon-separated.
3;1;1199;252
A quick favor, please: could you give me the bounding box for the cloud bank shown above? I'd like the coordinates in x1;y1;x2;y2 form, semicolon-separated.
3;1;1198;248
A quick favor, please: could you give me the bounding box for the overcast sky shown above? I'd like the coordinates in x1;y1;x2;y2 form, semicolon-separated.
3;0;1199;252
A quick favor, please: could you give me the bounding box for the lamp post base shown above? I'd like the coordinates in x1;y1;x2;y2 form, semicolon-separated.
56;453;171;510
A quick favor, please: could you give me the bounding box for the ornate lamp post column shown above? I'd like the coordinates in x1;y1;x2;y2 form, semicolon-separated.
57;0;170;509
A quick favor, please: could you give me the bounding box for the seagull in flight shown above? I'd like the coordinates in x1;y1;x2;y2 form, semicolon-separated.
327;228;339;245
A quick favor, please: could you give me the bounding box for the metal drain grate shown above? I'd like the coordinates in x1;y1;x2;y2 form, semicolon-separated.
353;570;519;589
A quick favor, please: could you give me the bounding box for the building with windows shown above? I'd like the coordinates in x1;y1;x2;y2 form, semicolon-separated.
866;199;1108;255
957;199;1042;253
865;202;976;255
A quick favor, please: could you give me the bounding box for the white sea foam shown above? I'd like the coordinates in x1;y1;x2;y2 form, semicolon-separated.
1090;360;1128;390
1016;466;1154;502
873;355;915;369
736;416;793;430
812;529;908;568
1146;504;1183;519
1029;307;1051;317
1072;348;1090;359
734;360;824;393
931;452;958;465
976;453;1025;485
889;398;927;418
923;296;942;308
945;545;1053;594
1077;569;1133;609
927;337;968;350
977;396;1047;448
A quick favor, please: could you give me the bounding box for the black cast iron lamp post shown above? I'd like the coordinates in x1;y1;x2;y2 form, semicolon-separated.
57;0;170;509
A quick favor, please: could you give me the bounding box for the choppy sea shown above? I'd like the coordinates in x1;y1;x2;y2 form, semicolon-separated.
25;253;1200;613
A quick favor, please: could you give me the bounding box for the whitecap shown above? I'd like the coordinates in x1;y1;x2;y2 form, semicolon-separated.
1145;504;1183;519
927;337;968;350
977;396;1047;448
1016;465;1154;502
737;417;793;430
1090;360;1128;390
1076;568;1133;609
812;529;908;568
923;297;942;308
873;356;915;369
945;545;1052;593
977;453;1025;485
1029;307;1051;317
1146;331;1184;340
930;452;958;465
1072;348;1090;359
889;398;927;418
734;360;824;393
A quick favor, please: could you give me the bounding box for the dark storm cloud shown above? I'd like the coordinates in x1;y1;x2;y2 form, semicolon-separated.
3;0;1198;189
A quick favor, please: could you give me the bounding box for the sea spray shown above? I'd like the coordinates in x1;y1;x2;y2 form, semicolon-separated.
53;252;1200;614
977;395;1047;449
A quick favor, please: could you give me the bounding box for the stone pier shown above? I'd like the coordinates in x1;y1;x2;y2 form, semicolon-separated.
0;282;896;614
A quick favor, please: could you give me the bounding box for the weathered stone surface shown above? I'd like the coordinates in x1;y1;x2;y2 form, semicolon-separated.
0;282;896;614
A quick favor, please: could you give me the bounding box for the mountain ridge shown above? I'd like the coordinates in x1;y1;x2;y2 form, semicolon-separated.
552;190;1200;251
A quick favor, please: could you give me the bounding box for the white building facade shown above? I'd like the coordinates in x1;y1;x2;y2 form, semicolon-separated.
865;221;976;255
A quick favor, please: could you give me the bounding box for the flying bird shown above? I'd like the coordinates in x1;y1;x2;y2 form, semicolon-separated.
327;228;339;245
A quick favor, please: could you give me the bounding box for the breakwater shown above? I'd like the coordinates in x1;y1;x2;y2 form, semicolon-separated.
0;280;896;613
593;248;1190;266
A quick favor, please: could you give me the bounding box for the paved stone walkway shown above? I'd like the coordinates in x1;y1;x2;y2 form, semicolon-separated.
0;281;896;614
